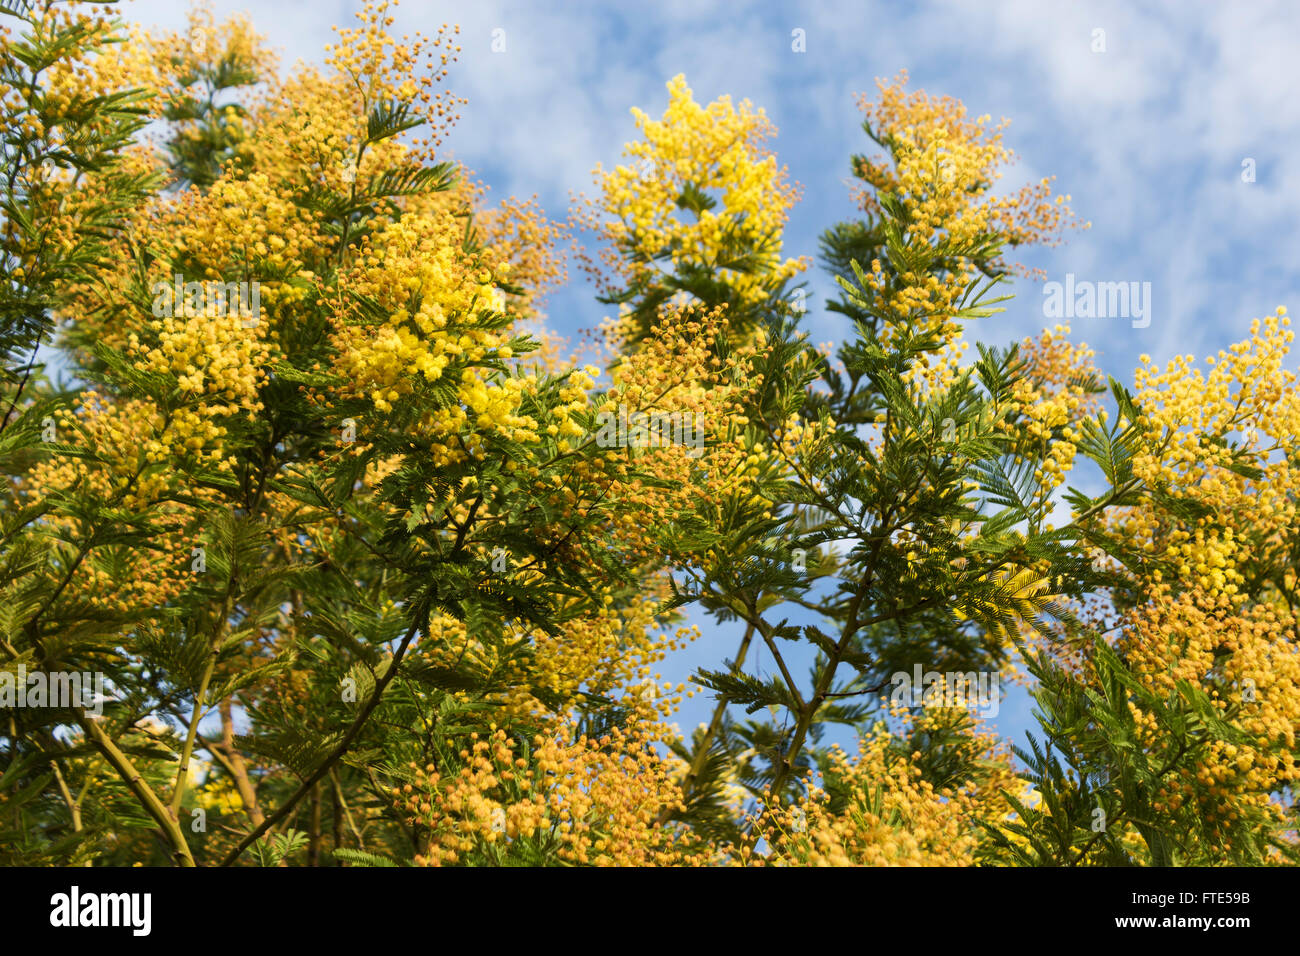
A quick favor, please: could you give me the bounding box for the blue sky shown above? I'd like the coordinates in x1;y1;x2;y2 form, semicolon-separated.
118;0;1300;749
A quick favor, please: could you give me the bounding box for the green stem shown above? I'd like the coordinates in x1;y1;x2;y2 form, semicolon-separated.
170;652;217;819
219;615;422;867
76;712;195;867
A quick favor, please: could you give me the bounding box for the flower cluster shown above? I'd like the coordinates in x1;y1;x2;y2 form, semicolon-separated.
855;70;1082;262
753;712;1017;867
396;716;706;866
850;73;1081;346
1117;590;1300;839
580;74;807;328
